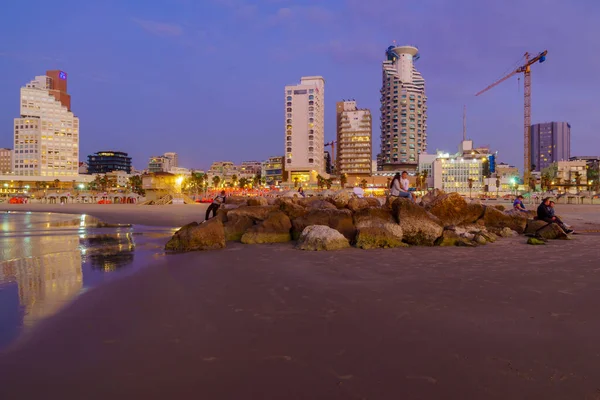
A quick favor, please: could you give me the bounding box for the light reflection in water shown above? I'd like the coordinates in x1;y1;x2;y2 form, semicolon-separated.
0;212;170;350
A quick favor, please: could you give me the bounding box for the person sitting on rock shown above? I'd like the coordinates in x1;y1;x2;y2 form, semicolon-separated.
513;195;527;212
298;187;306;198
205;190;226;222
390;172;415;202
537;197;573;233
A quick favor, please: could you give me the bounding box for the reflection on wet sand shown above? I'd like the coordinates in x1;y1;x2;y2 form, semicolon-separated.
0;212;146;348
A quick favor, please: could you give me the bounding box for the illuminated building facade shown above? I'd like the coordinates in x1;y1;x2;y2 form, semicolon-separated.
87;151;132;174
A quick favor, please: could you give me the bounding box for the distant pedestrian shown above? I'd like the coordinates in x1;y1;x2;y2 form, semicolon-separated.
205;190;226;221
513;195;527;212
298;187;306;198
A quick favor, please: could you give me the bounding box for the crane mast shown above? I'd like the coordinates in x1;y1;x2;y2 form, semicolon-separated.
475;50;547;184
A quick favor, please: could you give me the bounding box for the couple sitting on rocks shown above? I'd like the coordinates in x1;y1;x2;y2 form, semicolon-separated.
536;197;573;234
389;171;416;202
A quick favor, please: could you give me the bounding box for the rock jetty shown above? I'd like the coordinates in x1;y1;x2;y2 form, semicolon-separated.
165;190;570;251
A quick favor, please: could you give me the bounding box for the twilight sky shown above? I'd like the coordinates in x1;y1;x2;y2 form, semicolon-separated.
1;0;598;171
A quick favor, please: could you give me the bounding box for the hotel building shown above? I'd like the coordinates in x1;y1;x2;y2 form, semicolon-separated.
378;45;427;172
13;70;79;177
285;76;325;184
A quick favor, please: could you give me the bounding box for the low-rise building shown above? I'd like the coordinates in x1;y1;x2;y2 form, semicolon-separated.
262;156;285;186
88;151;132;174
555;160;588;194
238;161;262;179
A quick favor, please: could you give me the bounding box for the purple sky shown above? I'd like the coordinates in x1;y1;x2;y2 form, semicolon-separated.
1;0;598;171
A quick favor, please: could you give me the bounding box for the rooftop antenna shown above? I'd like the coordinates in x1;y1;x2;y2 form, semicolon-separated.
462;105;467;141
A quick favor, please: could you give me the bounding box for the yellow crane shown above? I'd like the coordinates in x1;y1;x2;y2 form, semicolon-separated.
476;50;548;184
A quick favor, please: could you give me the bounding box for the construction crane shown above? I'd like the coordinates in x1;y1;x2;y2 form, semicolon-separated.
475;50;548;184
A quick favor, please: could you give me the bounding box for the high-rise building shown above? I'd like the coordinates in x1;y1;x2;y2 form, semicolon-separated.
87;151;132;174
0;148;12;173
13;70;79;177
336;100;372;177
285;76;325;185
378;45;427;171
163;152;178;168
530;122;571;172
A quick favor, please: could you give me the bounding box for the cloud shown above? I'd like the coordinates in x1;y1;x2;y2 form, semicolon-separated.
266;5;334;26
133;18;183;37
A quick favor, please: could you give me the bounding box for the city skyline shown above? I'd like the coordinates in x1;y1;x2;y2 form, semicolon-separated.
0;0;598;171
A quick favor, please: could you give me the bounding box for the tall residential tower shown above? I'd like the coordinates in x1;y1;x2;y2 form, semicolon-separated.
13;70;79;177
336;100;372;177
530;122;571;172
378;45;427;171
284;76;325;185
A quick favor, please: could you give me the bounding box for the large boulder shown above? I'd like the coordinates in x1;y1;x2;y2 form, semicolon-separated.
296;225;350;251
353;207;395;226
347;197;370;212
426;192;485;226
536;223;568;240
330;190;350;208
225;196;249;205
292;209;356;241
224;214;254;241
365;197;382;207
435;229;474;247
478;206;528;234
524;219;549;235
278;199;308;220
165;219;225;252
355;222;404;249
420;189;445;207
308;200;337;210
241;211;292;244
247;197;268;206
505;208;537;219
226;206;277;222
392;198;443;246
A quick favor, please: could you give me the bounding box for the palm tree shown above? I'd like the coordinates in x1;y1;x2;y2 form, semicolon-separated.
293;177;299;188
468;178;474;199
231;174;238;188
54;179;60;190
316;174;325;189
495;177;500;198
340;173;347;188
239;177;249;189
325;178;333;189
212;176;221;188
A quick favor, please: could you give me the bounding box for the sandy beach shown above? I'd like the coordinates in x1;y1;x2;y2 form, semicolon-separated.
2;201;600;230
1;235;600;399
1;203;600;399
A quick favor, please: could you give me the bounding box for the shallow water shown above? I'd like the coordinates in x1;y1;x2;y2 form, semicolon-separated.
0;211;174;350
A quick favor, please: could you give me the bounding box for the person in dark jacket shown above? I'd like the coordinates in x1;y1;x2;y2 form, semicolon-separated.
205;190;226;221
537;198;573;233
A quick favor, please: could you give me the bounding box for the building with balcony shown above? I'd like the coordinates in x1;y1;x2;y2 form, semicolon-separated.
13;70;79;177
378;45;427;172
238;161;262;179
284;76;325;185
0;148;12;174
261;156;285;186
163;152;178;168
87;151;132;174
530;122;570;172
336;100;372;177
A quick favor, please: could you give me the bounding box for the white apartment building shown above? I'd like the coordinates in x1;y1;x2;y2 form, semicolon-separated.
163;152;178;168
238;161;262;179
13;70;79;177
0;148;12;174
378;45;427;171
285;76;325;184
336;100;372;176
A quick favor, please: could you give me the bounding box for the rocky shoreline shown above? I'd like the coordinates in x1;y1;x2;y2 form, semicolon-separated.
165;191;570;252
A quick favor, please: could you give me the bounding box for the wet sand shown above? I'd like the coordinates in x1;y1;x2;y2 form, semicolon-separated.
1;236;600;399
2;202;600;230
0;203;210;227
